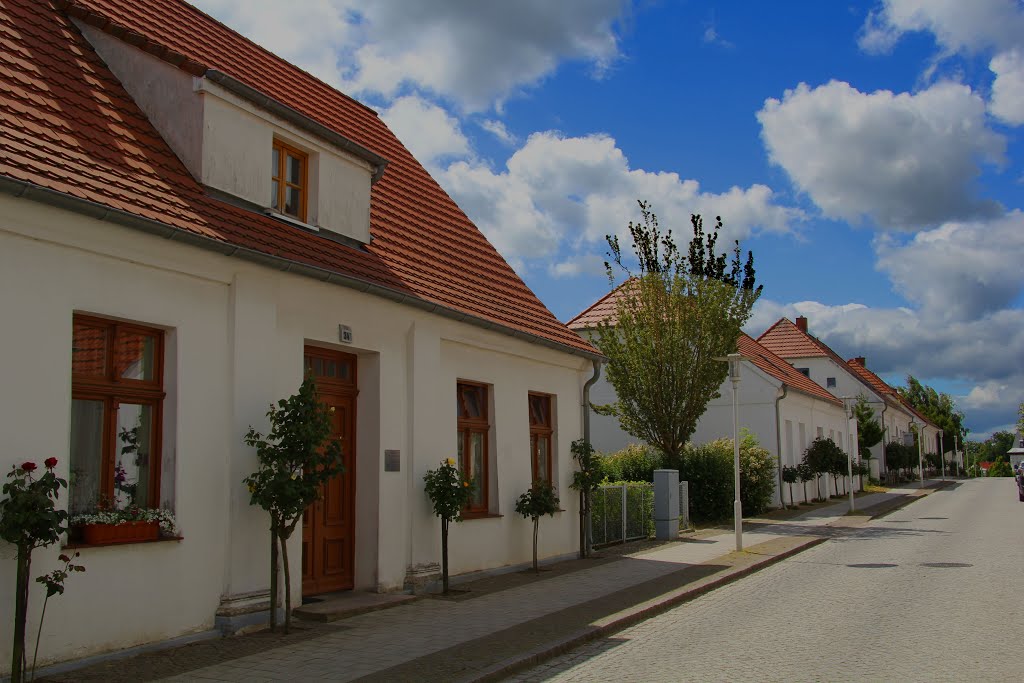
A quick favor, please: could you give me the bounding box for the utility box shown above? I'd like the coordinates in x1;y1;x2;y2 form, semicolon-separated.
654;469;679;540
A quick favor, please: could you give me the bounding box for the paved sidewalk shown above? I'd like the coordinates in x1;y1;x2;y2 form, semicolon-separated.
39;482;947;683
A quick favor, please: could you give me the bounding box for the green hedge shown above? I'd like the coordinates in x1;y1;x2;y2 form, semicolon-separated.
599;443;663;482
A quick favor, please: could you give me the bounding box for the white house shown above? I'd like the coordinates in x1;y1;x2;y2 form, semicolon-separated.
689;335;857;506
568;291;857;507
758;317;937;476
0;0;601;673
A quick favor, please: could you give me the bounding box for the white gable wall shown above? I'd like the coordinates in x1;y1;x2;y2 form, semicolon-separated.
78;23;375;244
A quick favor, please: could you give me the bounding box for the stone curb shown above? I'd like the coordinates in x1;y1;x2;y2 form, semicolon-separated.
464;535;828;683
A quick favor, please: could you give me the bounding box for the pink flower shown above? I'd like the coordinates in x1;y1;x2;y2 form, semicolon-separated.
44;457;58;469
20;461;37;472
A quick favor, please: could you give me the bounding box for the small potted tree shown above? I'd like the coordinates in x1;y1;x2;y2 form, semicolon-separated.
423;459;474;594
515;480;560;573
781;465;798;509
244;375;344;634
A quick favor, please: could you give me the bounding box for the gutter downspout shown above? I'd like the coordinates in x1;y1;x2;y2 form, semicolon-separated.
580;359;602;558
775;385;788;508
878;401;888;478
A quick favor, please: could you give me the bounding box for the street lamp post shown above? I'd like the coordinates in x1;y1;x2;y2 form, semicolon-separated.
715;353;747;552
911;420;924;487
939;430;945;481
842;397;856;513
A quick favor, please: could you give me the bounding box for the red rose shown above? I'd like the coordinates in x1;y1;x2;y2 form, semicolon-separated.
20;461;37;472
44;457;58;469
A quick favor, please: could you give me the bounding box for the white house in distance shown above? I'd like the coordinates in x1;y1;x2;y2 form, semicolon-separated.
758;317;937;476
567;291;857;506
690;335;857;506
0;0;602;672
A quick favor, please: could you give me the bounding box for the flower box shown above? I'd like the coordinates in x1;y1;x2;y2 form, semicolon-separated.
81;520;159;545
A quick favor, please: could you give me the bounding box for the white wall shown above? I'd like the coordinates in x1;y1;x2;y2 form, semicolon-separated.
0;193;588;671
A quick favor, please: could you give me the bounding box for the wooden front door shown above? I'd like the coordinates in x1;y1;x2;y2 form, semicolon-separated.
302;347;357;595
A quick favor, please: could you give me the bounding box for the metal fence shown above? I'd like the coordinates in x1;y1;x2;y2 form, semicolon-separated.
678;480;691;531
590;482;653;547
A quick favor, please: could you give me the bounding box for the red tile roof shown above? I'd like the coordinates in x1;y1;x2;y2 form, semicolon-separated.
566;280;634;330
738;334;842;406
845;359;937;428
756;318;826;358
0;0;596;357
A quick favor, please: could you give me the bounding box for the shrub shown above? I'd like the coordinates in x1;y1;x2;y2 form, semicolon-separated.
600;444;663;483
679;435;777;520
987;459;1013;477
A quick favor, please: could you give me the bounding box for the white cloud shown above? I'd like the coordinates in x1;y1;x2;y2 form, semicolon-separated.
875;210;1024;321
858;0;1024;55
192;0;628;112
439;131;803;267
379;96;470;169
758;80;1005;228
749;299;1024;388
990;49;1024;125
191;0;355;86
479;119;518;146
548;254;607;279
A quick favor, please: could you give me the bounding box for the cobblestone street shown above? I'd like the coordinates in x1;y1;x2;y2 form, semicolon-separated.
510;478;1024;682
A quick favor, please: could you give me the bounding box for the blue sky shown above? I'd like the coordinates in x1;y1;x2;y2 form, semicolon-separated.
193;0;1024;440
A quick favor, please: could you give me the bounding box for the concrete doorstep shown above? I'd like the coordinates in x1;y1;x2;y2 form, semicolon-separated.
292;591;419;623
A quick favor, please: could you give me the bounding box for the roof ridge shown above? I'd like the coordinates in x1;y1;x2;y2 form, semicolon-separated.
55;0;381;118
755;316;792;342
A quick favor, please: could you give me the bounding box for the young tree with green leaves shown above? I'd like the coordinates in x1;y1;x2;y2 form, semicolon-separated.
796;462;815;504
569;439;603;559
593;201;762;463
423;458;474;594
515;480;560;573
781;465;798;508
243;376;344;634
852;397;885;460
897;376;966;458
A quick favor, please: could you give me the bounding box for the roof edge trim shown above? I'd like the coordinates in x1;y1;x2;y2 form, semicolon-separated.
203;70;388;184
0;176;603;363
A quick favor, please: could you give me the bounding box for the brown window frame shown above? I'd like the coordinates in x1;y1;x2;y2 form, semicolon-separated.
71;314;165;511
271;138;309;222
528;393;553;483
457;381;490;516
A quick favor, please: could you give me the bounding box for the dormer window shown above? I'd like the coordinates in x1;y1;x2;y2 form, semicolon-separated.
271;139;308;222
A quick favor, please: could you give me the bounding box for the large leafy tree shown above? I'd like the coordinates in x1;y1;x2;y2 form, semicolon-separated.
593;201;762;463
896;375;966;453
852;396;885;459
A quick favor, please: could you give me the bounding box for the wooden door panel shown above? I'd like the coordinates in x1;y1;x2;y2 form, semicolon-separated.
301;346;357;596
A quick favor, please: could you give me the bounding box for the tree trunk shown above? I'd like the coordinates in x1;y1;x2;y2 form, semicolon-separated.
833;475;839;497
802;481;808;504
578;491;585;559
532;517;540;573
269;526;278;632
788;483;793;508
441;518;449;594
11;545;30;683
280;530;292;635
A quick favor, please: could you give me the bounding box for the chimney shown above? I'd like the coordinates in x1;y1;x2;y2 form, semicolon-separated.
853;356;866;367
795;316;808;333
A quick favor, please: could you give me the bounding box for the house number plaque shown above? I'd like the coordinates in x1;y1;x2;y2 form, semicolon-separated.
384;450;401;472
